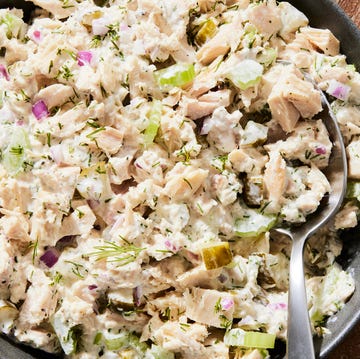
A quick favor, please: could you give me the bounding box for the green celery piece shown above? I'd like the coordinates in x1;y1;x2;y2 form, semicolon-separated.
154;63;195;90
143;100;162;146
0;13;25;39
235;208;277;237
224;328;276;348
147;344;175;359
52;313;81;355
346;181;360;201
105;335;128;351
2;127;30;175
226;59;263;90
257;47;277;67
105;332;148;353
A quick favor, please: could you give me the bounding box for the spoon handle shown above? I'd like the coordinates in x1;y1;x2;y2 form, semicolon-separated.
287;238;315;359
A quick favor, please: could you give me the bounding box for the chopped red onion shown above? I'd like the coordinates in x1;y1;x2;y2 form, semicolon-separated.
133;286;142;306
92;17;111;36
220;297;234;311
16;120;24;126
88;284;98;290
32;100;49;120
40;247;59;268
0;64;10;81
31;30;42;43
77;51;93;66
165;239;179;253
187;251;200;261
326;80;351;101
315;146;327;155
268;302;287;311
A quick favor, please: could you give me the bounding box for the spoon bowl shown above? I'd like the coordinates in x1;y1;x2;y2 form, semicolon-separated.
274;88;347;358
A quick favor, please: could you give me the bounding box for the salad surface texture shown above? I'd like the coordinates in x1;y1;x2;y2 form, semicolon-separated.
0;0;359;358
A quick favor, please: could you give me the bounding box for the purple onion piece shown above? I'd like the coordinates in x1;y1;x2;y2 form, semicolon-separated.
220;297;234;311
32;100;49;120
88;284;98;290
133;286;142;307
77;51;93;66
268;302;287;311
40;247;59;268
0;64;10;81
315;146;327;155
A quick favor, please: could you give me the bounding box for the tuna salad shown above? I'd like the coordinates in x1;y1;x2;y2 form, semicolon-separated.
0;0;359;358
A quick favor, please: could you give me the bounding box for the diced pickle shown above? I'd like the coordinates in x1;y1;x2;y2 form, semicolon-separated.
81;11;103;29
0;300;18;334
195;19;217;46
243;175;264;207
201;242;233;270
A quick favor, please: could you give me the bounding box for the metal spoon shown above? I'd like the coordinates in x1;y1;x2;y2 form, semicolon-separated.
273;80;347;358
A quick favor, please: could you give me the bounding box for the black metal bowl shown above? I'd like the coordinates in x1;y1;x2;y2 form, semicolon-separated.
0;0;360;358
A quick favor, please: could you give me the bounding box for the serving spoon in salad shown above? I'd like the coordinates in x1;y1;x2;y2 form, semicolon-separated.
272;81;347;358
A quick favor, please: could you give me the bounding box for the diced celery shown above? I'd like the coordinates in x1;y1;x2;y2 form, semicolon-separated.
224;328;276;349
225;59;263;91
0;13;25;39
0;299;18;334
105;331;148;354
201;242;233;270
143;100;162;147
195;19;217;46
234;348;270;359
154;63;195;90
234;209;277;237
346;181;360;201
105;335;128;351
52;312;82;355
257;48;277;67
76;162;113;201
2;127;30;175
145;344;175;359
241;121;268;146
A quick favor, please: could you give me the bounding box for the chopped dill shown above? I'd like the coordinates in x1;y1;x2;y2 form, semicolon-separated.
88;241;144;266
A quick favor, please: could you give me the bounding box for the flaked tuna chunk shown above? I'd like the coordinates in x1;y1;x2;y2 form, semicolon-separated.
268;88;300;133
246;2;282;38
184;287;234;328
347;139;360;179
34;84;74;110
268;68;322;132
263;151;287;212
301;27;340;56
197;16;243;65
182;89;231;120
